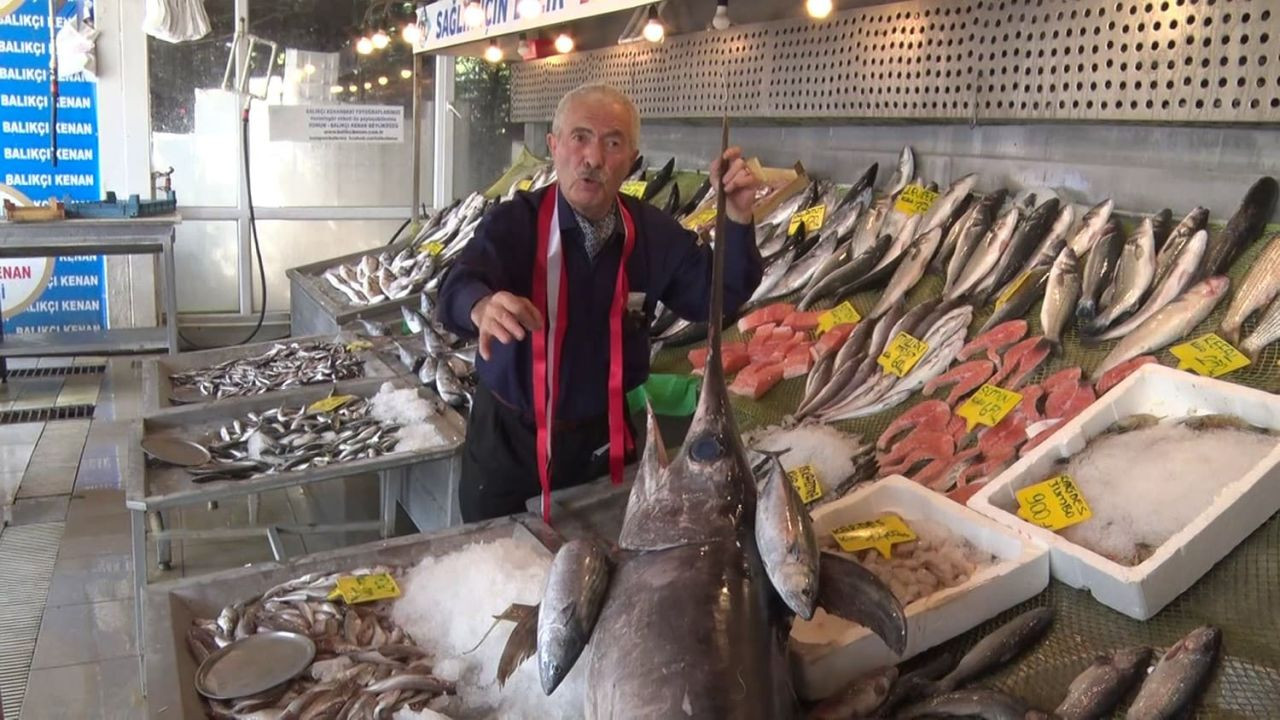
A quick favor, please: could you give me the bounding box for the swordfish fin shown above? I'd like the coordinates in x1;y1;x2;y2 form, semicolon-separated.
495;602;538;687
818;550;909;656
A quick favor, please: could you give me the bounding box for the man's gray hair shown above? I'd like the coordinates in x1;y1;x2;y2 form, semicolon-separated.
551;82;641;150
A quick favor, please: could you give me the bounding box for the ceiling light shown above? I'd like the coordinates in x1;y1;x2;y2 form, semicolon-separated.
402;23;422;45
378;76;389;85
364;81;373;89
516;0;542;19
806;0;833;19
642;6;665;43
554;31;574;54
712;0;731;30
484;40;504;63
329;85;344;94
400;68;413;79
348;84;358;92
356;36;374;54
463;1;485;28
371;30;390;49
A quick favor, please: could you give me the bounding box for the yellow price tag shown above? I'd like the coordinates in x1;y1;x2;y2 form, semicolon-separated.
621;180;648;199
894;185;940;215
682;206;717;230
878;332;930;378
308;394;356;414
420;241;445;256
817;301;862;334
788;205;827;235
328;573;402;604
1016;475;1093;532
344;340;374;352
956;384;1023;431
517;179;533;191
1169;332;1251;378
832;514;917;559
994;270;1035;311
786;465;824;504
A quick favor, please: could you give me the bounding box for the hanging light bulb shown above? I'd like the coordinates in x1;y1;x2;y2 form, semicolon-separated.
402;23;422;45
554;31;575;54
356;36;374;54
371;29;391;49
806;0;833;19
378;76;389;85
517;32;532;59
348;84;358;92
364;81;373;90
400;68;413;79
712;0;732;30
329;85;344;94
484;39;504;63
642;6;665;43
463;1;486;28
516;0;542;19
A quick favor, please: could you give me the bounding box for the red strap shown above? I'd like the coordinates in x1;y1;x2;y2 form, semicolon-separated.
532;186;635;524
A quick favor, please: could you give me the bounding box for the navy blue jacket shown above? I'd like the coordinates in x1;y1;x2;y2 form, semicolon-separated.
439;187;762;421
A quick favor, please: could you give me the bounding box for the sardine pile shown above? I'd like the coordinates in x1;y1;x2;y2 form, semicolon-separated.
169;342;366;401
821;519;994;607
395;294;477;409
188;566;457;719
187;396;416;482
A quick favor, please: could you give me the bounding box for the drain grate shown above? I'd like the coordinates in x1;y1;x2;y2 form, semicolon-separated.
4;364;105;379
0;405;95;425
0;522;64;720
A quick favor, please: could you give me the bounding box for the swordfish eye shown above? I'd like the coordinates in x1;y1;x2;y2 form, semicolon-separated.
688;432;725;463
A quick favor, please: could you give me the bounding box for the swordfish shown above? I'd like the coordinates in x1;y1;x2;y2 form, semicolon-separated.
500;116;909;719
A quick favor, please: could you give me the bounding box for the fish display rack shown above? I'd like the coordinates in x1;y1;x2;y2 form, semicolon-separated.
141;515;556;718
140;332;403;418
64;190;178;219
287;239;426;336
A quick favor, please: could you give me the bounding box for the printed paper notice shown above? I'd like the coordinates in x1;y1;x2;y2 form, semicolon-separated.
269;105;405;143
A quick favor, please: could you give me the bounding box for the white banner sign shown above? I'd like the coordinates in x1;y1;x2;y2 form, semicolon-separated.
416;0;654;53
268;105;405;144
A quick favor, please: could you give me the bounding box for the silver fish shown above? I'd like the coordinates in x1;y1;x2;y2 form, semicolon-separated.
754;453;819;620
943;196;998;294
868;226;944;319
1021;202;1076;275
1056;646;1153;720
1240;292;1280;358
1097;229;1208;342
1086;217;1156;335
1093;275;1231;380
1042;248;1082;351
947;205;1021;300
1068;198;1115;257
1153;207;1209;289
1125;626;1221;720
886;145;915;196
918;173;979;235
1077;219;1124;321
1220;233;1280;344
797;232;892;311
169;342;365;400
980;198;1061;301
537;539;611;694
809;666;897;720
899;689;1049;720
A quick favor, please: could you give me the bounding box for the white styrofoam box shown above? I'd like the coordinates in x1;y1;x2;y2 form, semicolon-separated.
967;362;1280;621
789;475;1049;702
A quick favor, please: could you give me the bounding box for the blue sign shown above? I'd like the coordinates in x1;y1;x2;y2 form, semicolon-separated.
0;0;106;334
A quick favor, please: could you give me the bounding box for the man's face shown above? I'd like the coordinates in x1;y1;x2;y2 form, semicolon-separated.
547;97;638;220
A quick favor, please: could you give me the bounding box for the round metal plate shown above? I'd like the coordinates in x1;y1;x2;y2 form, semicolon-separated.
168;385;210;404
140;437;211;467
195;631;315;700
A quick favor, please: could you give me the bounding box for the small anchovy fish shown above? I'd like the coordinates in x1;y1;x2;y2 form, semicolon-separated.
168;342;366;401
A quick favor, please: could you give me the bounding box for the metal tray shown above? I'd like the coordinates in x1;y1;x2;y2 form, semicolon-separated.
195;631;315;700
140;332;404;418
125;377;465;513
286;239;428;336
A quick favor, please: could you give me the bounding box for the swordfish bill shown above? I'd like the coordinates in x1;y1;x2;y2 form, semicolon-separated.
508;112;908;720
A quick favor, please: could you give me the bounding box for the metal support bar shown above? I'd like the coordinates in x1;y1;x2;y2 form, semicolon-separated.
411;52;423;221
247;492;260;525
131;509;148;696
432;54;455;208
265;526;286;562
148;510;171;570
380;467;406;539
148;521;384;543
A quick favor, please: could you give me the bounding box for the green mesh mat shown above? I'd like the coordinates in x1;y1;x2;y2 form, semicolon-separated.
648;221;1280;717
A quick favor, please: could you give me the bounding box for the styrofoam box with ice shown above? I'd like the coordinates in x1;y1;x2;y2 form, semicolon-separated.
968;363;1280;621
789;476;1049;702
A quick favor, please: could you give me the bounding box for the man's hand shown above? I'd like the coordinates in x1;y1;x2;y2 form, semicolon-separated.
471;291;544;361
711;146;763;226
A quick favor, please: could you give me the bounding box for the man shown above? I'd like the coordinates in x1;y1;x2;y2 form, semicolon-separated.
439;82;763;523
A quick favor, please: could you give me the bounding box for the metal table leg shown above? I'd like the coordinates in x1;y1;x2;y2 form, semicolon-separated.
162;229;179;354
247;493;260;525
131;508;148;696
149;511;172;570
380;467;406;539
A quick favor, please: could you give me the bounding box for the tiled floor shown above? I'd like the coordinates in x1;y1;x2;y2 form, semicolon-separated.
0;356;385;719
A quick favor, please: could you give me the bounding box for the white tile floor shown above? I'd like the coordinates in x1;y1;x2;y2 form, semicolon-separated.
0;356;385;718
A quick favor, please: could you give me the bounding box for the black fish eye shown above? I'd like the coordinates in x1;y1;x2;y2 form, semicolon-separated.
689;433;724;462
